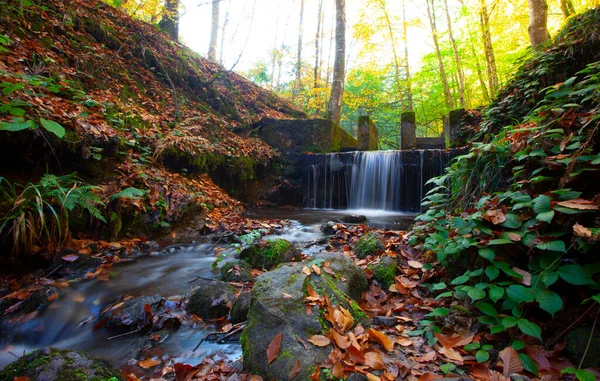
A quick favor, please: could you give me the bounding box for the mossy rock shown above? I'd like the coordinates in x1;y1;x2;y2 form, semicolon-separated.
367;256;399;289
220;260;253;282
240;239;300;270
0;347;123;381
230;290;251;324
566;326;600;368
186;280;236;320
354;232;384;259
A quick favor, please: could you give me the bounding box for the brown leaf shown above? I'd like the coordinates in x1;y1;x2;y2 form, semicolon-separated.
302;266;312;276
308;335;331;347
434;332;474;348
556;199;599;210
407;260;423;269
438;346;464;364
367;328;394;352
366;373;381;381
267;332;283;363
311;264;321;275
329;329;351;349
487;209;506;224
417;373;443;381
512;267;531;286
13;378;32;381
364;351;384;370
282;292;293;299
289;360;301;379
498;346;523;376
332;363;344;379
574;223;592;238
395;336;413;347
138;358;161;369
61;254;79;262
413;351;436;362
348;344;366;363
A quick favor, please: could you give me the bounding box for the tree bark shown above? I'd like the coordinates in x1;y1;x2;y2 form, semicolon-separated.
443;0;466;108
326;0;346;125
375;0;404;111
560;0;575;18
314;0;323;90
426;0;454;110
480;0;498;95
402;0;413;111
469;38;490;102
218;0;230;64
296;0;305;97
159;0;179;41
528;0;550;48
208;0;220;61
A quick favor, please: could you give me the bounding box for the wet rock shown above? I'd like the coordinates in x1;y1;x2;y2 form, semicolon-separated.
100;295;166;333
0;285;58;342
212;231;241;244
373;316;397;327
566;326;600;368
186;280;236;320
347;373;369;381
320;221;338;235
242;252;368;381
341;215;368;223
368;256;399;288
230;290;251;324
143;240;160;251
220;260;253;282
48;249;102;279
240;239;300;270
354;232;385;259
0;347;123;380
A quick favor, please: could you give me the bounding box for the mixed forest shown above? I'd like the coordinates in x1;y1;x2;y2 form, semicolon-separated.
1;0;600;380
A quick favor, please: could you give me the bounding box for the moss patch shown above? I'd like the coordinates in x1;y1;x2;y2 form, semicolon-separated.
354;232;384;259
240;239;300;269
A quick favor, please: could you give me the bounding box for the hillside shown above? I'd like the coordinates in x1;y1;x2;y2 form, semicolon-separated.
0;0;305;251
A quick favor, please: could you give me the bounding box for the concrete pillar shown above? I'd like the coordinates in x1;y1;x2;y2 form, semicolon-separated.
401;112;416;150
357;116;379;151
443;108;466;148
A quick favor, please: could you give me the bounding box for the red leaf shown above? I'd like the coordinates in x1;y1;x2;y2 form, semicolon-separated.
267;332;283;363
289;360;301;379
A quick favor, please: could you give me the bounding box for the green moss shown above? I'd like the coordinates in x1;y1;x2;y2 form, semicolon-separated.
370;263;397;288
354;232;384;259
242;239;298;269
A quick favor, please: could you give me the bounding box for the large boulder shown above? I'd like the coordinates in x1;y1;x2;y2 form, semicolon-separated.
240;239;301;270
241;252;368;381
186;280;236;321
0;347;122;381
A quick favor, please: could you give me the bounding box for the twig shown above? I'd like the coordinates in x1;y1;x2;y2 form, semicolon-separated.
107;328;141;341
217;324;245;344
188;276;219;284
45;264;62;277
7;351;19;359
193;321;247;351
578;305;600;370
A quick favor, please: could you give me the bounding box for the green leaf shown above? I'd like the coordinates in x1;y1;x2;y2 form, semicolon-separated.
501;214;522;229
533;195;552;213
440;363;456;375
0;118;35;132
519;354;539;377
535;289;563;317
517;319;542;340
536;210;555;223
576;370;596;381
426;308;449;317
489;284;504;303
540;272;559;287
110;187;146;200
451;275;470;285
476;350;490;362
40;118;65;138
535;240;566;252
502;316;518;329
432;282;447;290
507;285;535;303
436;291;453;299
557;264;595;285
486;265;500;281
479;247;495;262
512;340;525;351
464;342;480;351
468;288;486;302
477;302;498;317
488;239;512;245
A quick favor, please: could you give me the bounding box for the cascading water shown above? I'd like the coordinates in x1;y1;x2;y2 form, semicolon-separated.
304;149;458;213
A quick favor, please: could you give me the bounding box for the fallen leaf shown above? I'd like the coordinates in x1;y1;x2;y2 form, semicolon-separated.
498;346;523;376
556;199;599;210
311;264;321;275
138;358;161;369
267;332;283;363
289;360;301;379
366;373;381;381
434;332;474;348
282;293;293;299
413;351;436;362
368;329;394;352
303;266;312;276
417;373;443;381
395;336;413;347
488;209;507;224
308;335;331;347
364;351;385;370
512;267;531;286
329;328;351;349
61;254;79;262
407;260;423;269
438;346;464;364
573;223;592;238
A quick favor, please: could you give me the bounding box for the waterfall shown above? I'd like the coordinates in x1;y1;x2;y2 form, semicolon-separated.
304;149;458;213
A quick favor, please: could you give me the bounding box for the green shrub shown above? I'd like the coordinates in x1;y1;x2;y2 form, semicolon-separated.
354;232;384;259
0;173;105;258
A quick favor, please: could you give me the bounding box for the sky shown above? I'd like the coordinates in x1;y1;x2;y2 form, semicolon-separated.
179;0;438;76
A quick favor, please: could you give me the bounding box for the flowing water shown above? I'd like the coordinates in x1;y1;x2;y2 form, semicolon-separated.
0;208;413;370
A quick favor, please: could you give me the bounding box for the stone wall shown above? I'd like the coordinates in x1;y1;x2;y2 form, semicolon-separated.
357;116;378;151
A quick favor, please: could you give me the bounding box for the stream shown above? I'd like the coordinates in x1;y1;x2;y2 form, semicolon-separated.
0;207;414;370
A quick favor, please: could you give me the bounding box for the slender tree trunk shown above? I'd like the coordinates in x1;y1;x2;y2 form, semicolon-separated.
480;0;498;95
426;0;454;110
159;0;179;41
218;0;230;64
402;0;413;111
296;0;305;97
376;0;404;111
276;15;290;90
528;0;550;48
326;2;335;89
270;10;280;89
326;0;346;125
560;0;575;18
208;0;220;61
314;0;323;90
443;0;466;108
469;38;490;102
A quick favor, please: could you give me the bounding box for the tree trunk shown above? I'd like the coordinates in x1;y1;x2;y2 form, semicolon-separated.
326;0;346;125
276;15;290;90
426;0;454;110
159;0;179;41
314;0;323;90
443;0;466;108
560;0;575;18
376;0;404;111
469;38;490;102
528;0;550;48
208;0;220;61
402;0;413;111
296;0;305;97
218;0;230;64
480;0;498;95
